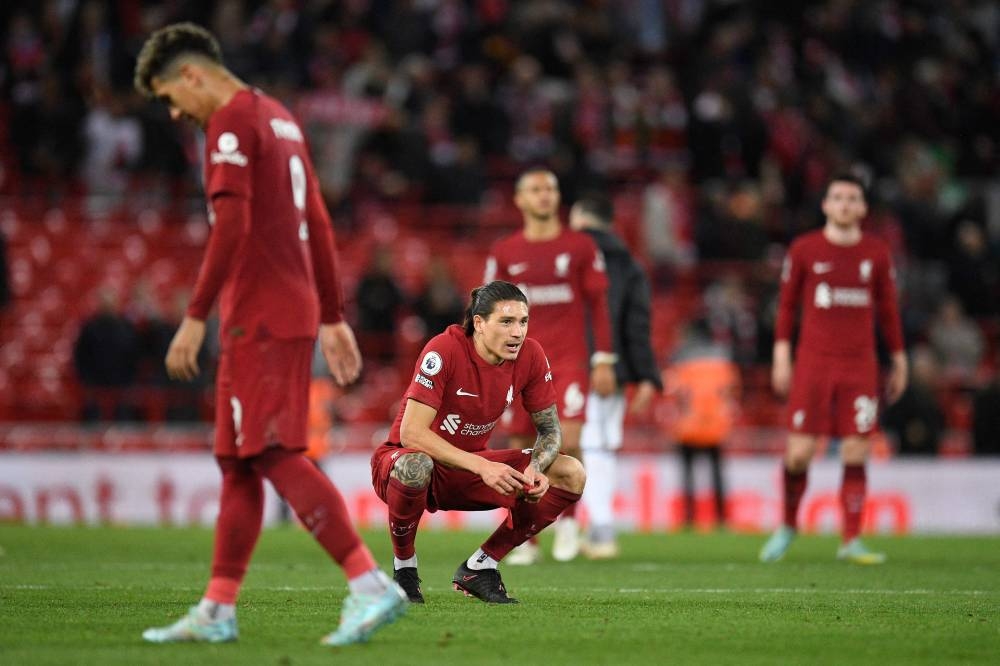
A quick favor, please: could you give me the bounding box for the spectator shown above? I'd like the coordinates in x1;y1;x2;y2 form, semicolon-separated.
927;297;985;380
80;86;143;199
137;288;211;421
640;65;688;170
606;60;641;172
947;220;999;319
426;135;487;206
6;11;49;179
73;287;141;421
450;63;509;157
500;55;556;164
972;371;1000;456
882;345;945;456
663;319;739;529
21;72;85;184
696;180;770;261
354;245;406;363
641;163;696;281
412;258;464;343
703;273;759;366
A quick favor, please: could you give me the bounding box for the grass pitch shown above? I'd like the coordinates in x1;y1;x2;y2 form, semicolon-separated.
0;525;997;665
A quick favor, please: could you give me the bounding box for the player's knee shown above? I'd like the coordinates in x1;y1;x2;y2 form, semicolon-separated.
549;454;586;494
785;454;810;473
391;452;434;488
840;437;869;464
784;437;815;472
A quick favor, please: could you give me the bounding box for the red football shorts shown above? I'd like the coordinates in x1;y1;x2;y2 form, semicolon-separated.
786;356;880;437
371;444;533;511
214;337;313;458
503;364;588;436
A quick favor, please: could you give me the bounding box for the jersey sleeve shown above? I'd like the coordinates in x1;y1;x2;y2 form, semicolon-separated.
579;237;613;353
621;261;663;387
186;195;250;319
402;335;454;411
303;155;345;323
204;103;256;201
774;240;805;342
521;339;557;413
874;244;905;354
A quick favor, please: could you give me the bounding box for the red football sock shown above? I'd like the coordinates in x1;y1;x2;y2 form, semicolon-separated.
559;501;577;520
840;464;866;543
482;486;581;561
385;478;428;560
205;576;241;605
253;449;374;577
783;466;808;529
208;457;264;591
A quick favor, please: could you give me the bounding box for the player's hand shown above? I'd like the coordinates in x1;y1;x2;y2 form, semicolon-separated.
165;316;206;381
591;362;617;397
478;461;530;497
629;380;657;414
772;341;792;397
886;352;908;404
772;358;792;397
320;322;363;386
519;464;549;503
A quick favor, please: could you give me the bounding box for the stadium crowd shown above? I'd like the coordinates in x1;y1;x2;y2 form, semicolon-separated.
1;0;998;454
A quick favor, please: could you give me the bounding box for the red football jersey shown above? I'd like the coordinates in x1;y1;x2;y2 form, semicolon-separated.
484;228;612;372
775;230;904;362
190;89;343;343
388;325;556;452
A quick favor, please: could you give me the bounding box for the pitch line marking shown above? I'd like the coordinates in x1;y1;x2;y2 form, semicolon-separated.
2;584;995;596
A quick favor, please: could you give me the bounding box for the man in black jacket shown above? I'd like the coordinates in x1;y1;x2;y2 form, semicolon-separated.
570;196;662;558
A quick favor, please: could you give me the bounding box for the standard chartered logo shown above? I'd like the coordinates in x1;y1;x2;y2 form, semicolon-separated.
439;413;497;437
440;413;461;435
814;282;870;309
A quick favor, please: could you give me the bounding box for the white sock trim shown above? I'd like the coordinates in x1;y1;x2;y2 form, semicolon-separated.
197;598;235;621
466;548;498;570
394;555;418;570
348;569;391;596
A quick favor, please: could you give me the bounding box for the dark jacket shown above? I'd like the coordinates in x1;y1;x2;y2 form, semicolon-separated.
583;227;663;389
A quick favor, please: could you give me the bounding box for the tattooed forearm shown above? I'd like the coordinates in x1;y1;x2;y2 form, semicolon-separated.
529;405;562;472
391;451;434;488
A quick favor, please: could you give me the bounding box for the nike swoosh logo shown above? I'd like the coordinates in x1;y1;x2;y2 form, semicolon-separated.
508;263;528;275
813;262;833;274
462;575;478;581
456;388;479;397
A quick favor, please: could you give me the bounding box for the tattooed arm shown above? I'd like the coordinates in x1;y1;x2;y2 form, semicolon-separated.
528;404;562;472
515;404;561;503
399;399;529;496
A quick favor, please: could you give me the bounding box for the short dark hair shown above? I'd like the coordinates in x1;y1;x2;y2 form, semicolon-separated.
134;22;223;98
462;281;528;336
574;196;614;226
825;173;867;200
515;167;557;191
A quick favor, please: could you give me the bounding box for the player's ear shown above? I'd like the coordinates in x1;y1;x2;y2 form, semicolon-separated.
178;62;199;86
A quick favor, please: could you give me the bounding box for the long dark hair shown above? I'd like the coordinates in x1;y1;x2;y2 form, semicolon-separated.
462;281;528;336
